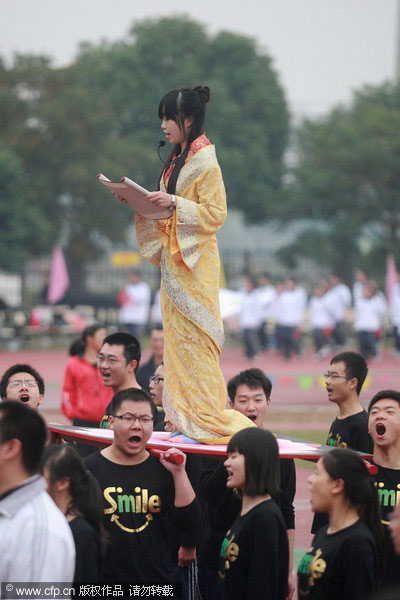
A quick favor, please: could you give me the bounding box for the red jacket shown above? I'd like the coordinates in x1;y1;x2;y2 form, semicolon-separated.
61;356;113;422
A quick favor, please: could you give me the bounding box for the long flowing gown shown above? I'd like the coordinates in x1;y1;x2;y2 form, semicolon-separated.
136;135;254;443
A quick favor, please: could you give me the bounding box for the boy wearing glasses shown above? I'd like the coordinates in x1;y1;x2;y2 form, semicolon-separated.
312;351;373;533
0;363;44;410
85;387;200;584
323;351;373;453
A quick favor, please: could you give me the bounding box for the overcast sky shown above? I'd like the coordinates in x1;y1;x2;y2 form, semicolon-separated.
0;0;398;116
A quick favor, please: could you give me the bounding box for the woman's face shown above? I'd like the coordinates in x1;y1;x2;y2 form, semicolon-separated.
307;458;337;513
161;116;192;147
224;451;246;491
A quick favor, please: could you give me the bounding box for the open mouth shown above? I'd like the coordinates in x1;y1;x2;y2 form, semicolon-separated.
128;435;141;444
376;423;386;437
20;394;30;403
247;415;257;422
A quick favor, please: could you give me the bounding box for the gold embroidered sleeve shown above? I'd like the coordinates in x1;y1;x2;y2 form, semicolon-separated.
135;213;163;266
174;166;227;271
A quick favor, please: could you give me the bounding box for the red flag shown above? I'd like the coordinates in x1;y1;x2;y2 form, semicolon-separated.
385;254;398;305
47;246;70;304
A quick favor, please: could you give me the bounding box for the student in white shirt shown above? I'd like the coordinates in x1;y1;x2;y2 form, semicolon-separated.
118;271;151;339
256;274;277;353
325;274;352;347
275;278;307;360
352;269;368;304
308;280;334;357
354;280;387;360
0;403;75;583
240;275;261;360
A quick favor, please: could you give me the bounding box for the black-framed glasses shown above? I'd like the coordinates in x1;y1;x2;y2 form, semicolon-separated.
150;376;164;385
113;413;153;424
323;373;350;381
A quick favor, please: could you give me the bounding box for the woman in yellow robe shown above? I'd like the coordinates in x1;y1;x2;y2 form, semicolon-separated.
136;86;254;443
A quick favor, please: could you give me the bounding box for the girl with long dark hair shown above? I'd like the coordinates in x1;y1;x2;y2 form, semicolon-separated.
135;86;253;443
61;324;112;454
41;445;105;583
217;428;289;599
298;448;383;599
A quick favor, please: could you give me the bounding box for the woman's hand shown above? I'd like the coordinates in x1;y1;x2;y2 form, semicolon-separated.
146;191;173;208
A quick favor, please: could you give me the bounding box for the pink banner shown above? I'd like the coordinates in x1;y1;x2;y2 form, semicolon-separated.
385;254;398;305
47;246;70;304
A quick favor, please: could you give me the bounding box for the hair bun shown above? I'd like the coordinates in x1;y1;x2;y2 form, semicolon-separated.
194;85;210;104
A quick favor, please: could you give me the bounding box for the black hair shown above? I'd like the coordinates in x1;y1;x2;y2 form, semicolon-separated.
110;387;156;418
40;445;106;550
69;323;105;357
157;86;210;193
368;389;400;413
227;428;280;497
0;402;47;474
330;351;368;395
0;363;45;399
227;368;272;404
322;448;384;576
101;332;141;370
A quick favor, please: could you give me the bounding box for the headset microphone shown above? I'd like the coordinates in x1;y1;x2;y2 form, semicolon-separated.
158;140;166;162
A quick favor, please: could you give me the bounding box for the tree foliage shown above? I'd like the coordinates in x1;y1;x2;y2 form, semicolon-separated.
0;16;289;284
280;83;400;281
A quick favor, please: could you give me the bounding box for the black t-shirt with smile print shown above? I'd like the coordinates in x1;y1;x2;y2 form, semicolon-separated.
298;520;377;600
85;450;200;583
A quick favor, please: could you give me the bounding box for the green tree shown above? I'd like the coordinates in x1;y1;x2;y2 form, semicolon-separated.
0;57;54;271
280;83;400;281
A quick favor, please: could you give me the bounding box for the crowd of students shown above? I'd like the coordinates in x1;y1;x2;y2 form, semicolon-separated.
239;270;399;361
1;330;400;599
117;268;400;364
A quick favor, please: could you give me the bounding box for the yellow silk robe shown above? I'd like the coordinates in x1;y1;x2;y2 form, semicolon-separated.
136;143;254;443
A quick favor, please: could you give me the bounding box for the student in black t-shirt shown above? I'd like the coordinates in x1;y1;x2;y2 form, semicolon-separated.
312;351;373;533
324;351;372;452
85;387;201;584
40;444;105;583
198;368;296;600
298;448;383;599
368;389;400;588
218;427;289;600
